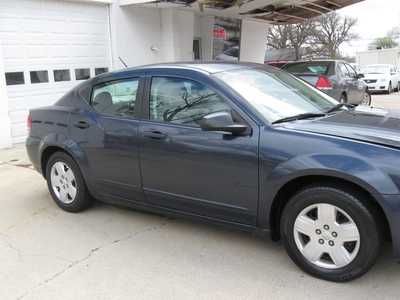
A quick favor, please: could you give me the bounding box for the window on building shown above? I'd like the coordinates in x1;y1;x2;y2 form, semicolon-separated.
95;68;109;76
54;69;71;82
91;78;139;117
5;72;25;85
150;77;231;127
30;71;49;84
75;68;90;80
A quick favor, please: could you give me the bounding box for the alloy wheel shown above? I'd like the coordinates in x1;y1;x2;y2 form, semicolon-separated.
50;161;78;204
362;92;371;105
293;203;360;269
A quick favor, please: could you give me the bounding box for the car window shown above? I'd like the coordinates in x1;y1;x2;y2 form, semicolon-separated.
345;64;357;78
283;62;330;75
91;78;139;117
338;63;350;77
149;77;232;127
215;68;337;123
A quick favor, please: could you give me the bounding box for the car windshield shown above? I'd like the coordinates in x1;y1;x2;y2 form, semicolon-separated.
361;66;390;74
283;61;331;75
214;68;338;123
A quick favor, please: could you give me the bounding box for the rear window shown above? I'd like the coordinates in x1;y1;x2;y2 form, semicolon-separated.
283;62;331;75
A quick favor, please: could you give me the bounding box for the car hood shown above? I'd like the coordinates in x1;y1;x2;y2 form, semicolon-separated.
363;73;389;80
280;107;400;148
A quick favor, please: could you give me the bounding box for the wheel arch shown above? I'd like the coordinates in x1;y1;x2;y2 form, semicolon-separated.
269;175;391;242
38;133;89;180
40;146;73;178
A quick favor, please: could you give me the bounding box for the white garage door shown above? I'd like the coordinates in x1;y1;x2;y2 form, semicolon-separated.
0;0;111;143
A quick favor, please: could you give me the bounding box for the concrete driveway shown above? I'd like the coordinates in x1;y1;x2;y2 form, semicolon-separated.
2;96;400;299
371;91;400;109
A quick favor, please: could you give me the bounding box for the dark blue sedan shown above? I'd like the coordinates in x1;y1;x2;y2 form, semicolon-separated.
26;63;400;282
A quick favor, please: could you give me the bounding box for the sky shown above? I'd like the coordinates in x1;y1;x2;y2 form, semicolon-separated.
337;0;400;56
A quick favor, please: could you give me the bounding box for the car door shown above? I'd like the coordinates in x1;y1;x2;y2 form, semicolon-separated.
345;63;364;103
70;77;146;202
138;76;259;225
336;63;351;102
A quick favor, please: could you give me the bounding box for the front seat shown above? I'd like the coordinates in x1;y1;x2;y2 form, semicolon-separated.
93;91;113;113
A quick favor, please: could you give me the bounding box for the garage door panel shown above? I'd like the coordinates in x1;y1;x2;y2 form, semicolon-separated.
1;0;111;144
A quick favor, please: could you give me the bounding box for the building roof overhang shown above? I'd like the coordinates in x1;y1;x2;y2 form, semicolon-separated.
119;0;363;23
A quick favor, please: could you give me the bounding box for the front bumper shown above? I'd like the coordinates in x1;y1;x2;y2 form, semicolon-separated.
365;82;389;92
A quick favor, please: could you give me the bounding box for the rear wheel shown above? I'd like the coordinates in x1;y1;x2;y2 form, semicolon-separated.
362;91;371;106
281;186;381;282
46;152;92;212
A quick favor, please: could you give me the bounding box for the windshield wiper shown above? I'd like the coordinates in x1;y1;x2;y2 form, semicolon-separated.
325;103;355;114
272;113;326;125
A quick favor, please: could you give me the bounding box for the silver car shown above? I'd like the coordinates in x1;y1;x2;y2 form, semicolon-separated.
282;60;371;105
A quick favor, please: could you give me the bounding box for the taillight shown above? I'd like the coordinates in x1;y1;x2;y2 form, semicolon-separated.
27;115;32;133
315;76;333;90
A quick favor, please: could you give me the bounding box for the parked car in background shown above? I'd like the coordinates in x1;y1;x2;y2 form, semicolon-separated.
360;64;399;94
282;60;371;105
27;63;400;282
215;46;239;62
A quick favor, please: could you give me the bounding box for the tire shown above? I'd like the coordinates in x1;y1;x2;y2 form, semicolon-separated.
281;185;381;282
340;93;347;103
387;82;392;94
45;151;92;212
362;92;371;106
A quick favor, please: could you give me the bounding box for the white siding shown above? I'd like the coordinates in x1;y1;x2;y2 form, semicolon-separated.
0;0;111;143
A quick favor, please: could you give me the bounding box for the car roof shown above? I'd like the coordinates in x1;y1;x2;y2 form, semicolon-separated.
110;62;272;75
284;60;339;64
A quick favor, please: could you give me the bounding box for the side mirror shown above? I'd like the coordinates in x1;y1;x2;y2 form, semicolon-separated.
199;111;249;135
357;73;364;79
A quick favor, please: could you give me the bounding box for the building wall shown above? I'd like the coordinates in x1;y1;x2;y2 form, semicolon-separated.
356;48;400;68
0;39;12;149
195;14;214;61
240;19;268;63
110;5;197;68
110;5;164;68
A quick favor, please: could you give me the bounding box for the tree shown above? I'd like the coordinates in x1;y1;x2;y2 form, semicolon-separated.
266;21;315;60
266;12;358;60
287;20;316;60
311;12;358;59
387;26;400;40
369;37;398;50
266;25;291;50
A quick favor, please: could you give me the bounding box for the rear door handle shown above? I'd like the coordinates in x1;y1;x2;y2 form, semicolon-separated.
143;130;167;140
74;120;90;129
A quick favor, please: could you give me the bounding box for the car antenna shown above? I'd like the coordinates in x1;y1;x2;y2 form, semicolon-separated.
118;57;128;68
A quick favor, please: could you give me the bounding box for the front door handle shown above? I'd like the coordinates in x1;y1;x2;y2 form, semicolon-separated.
74;120;90;129
143;130;167;140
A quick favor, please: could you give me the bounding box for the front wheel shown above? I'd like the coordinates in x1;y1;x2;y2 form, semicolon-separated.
281;186;381;282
